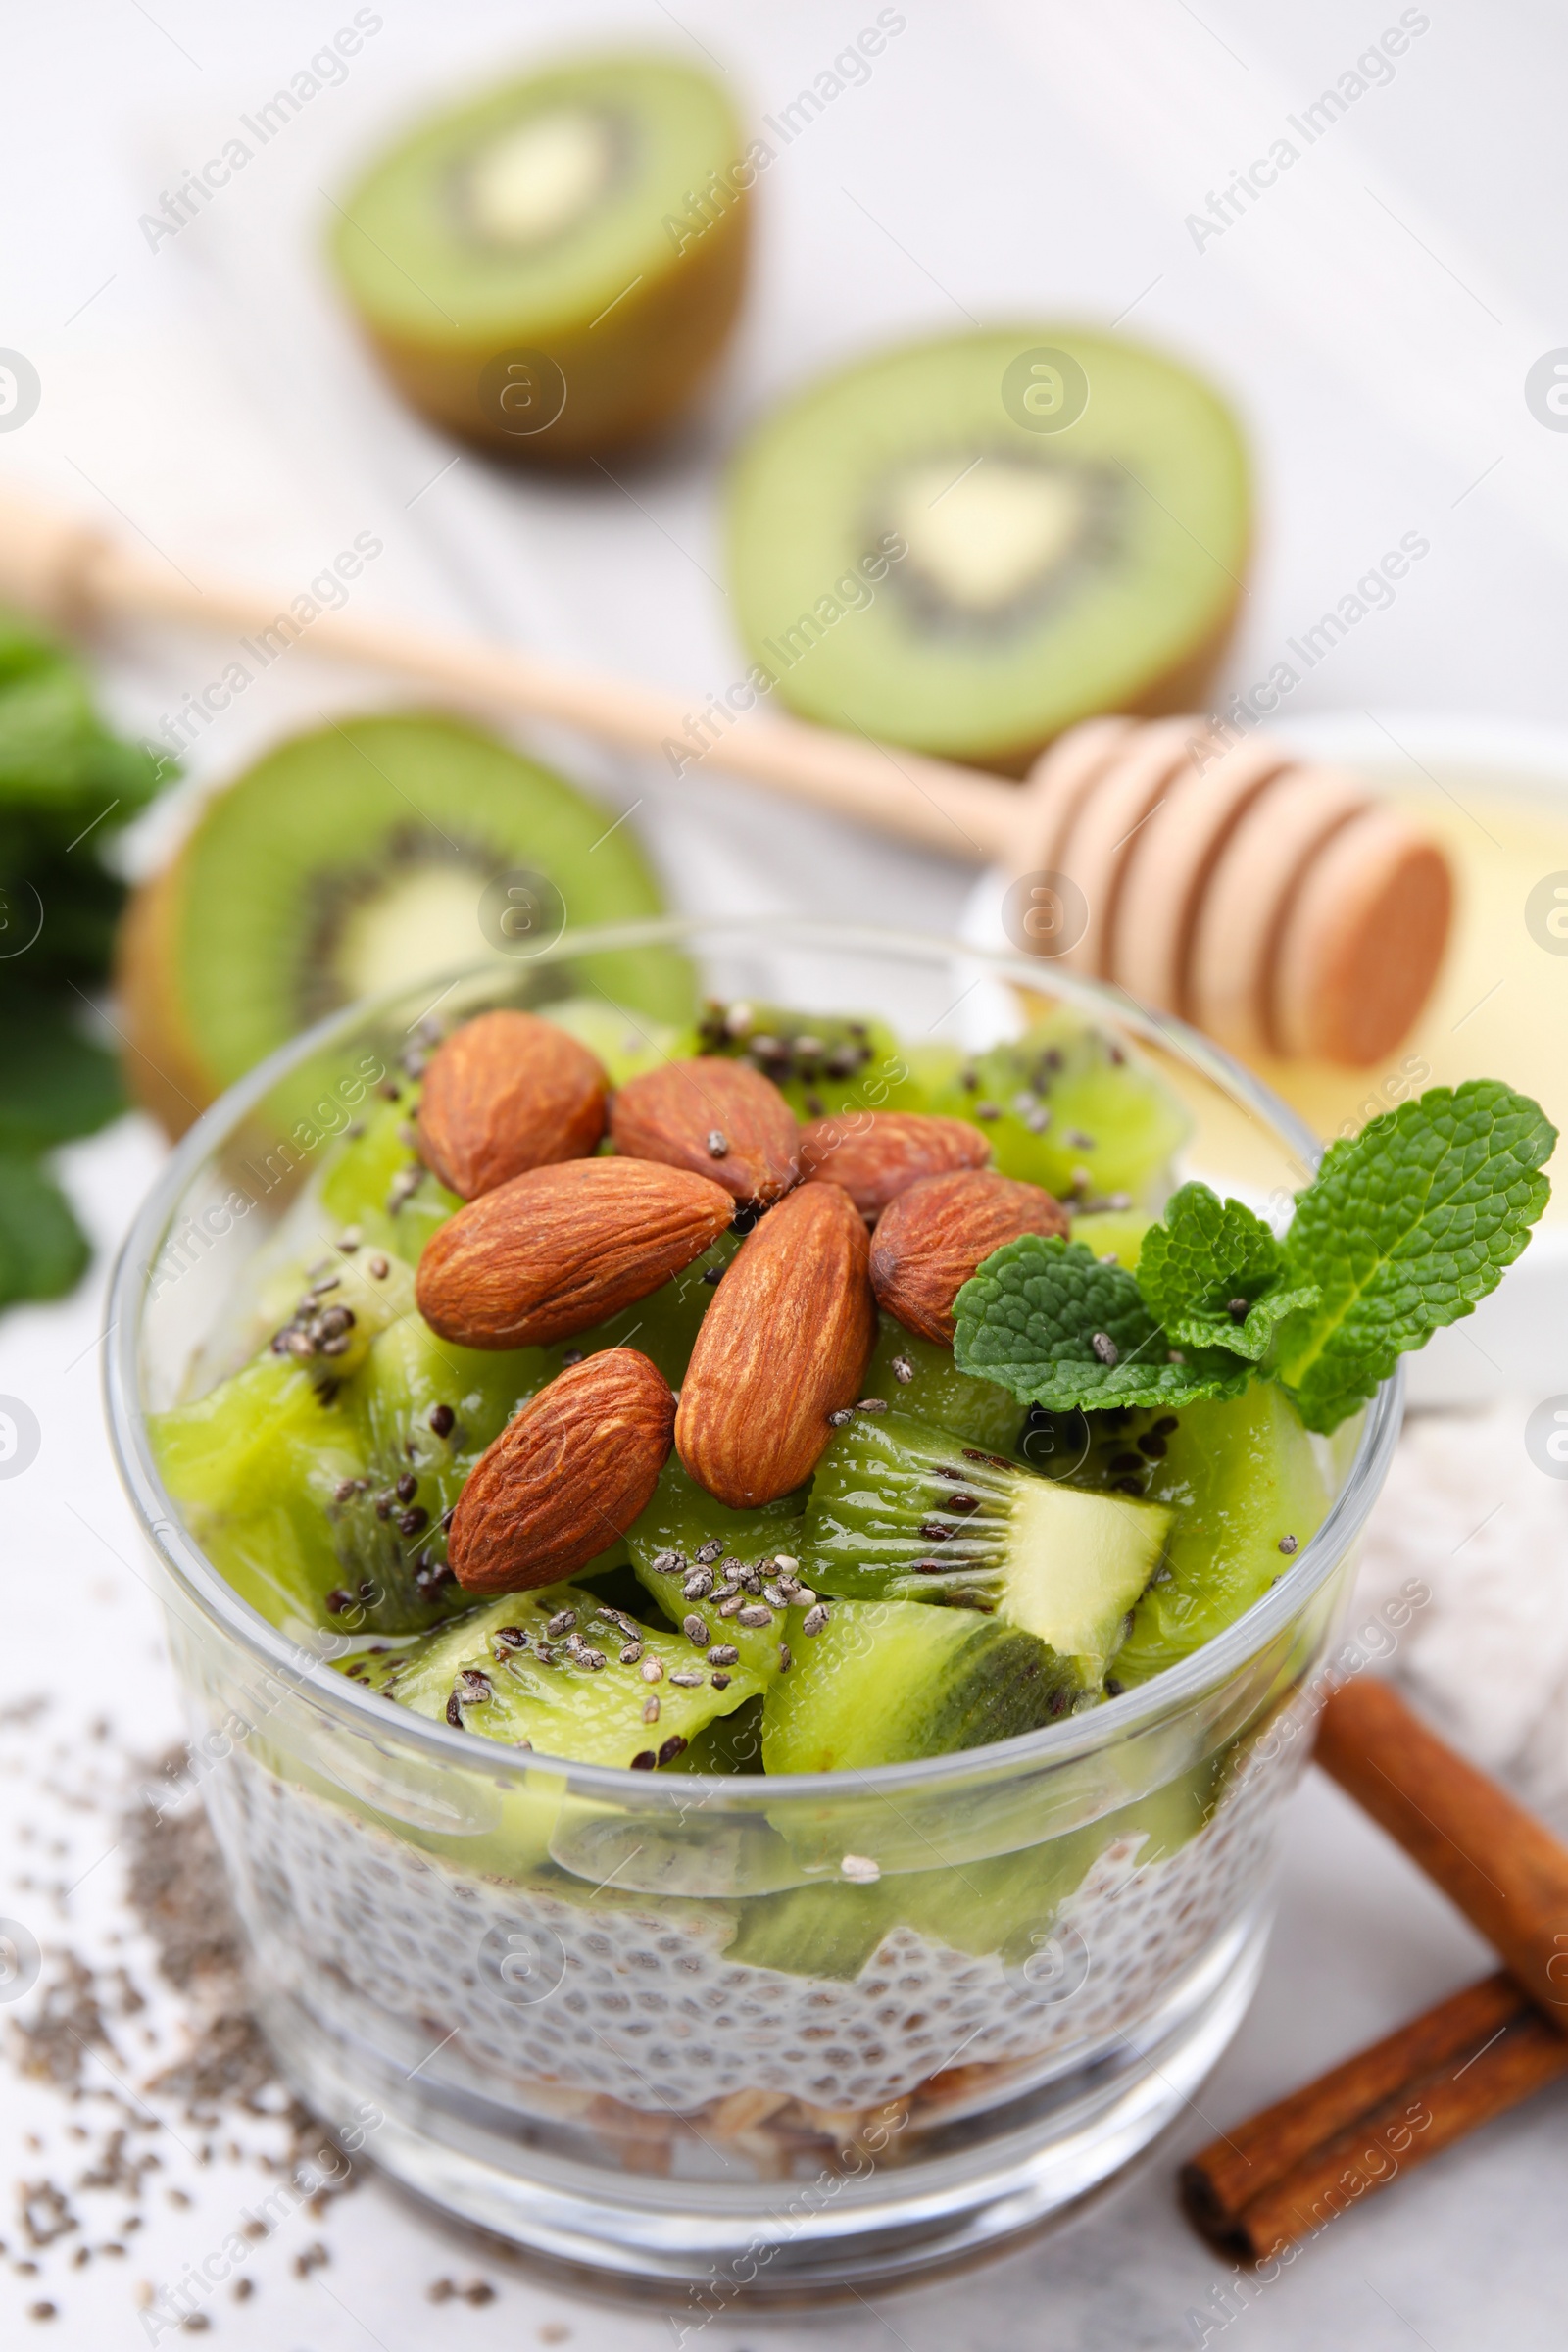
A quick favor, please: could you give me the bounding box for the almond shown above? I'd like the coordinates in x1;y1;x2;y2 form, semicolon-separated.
611;1057;799;1205
450;1350;674;1594
416;1009;608;1200
800;1110;990;1218
416;1157;734;1348
676;1183;875;1507
869;1169;1069;1345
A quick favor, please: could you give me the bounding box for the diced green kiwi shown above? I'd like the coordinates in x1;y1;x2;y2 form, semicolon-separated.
804;1410;1169;1688
690;999;927;1121
858;1316;1026;1454
329;55;750;461
1054;1382;1330;1686
538;996;685;1086
725;327;1249;769
761;1595;1078;1772
926;1015;1188;1208
535;1229;740;1390
346;1582;774;1769
318;1094;463;1264
626;1455;804;1683
120;714;689;1136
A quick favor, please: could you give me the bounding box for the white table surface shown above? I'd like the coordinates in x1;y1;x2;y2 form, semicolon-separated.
3;2;1567;2343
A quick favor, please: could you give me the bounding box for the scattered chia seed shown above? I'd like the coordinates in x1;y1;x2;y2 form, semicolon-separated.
695;1539;724;1565
707;1645;739;1667
618;1643;644;1666
1091;1332;1119;1366
641;1658;663;1684
642;1695;661;1724
1227;1298;1250;1323
652;1549;685;1575
1278;1533;1298;1554
778;1642;792;1673
840;1854;881;1884
658;1737;689;1766
561;1348;584;1367
710;1674;732;1690
707;1129;729;1158
630;1750;656;1771
716;1594;745;1618
975;1101;1002;1121
668;1671;705;1689
428;1403;455;1438
701;1265;725;1285
890;1354;914;1385
736;1606;772;1629
367;1254;389;1280
802;1603;830;1637
853;1397;888;1415
682;1566;713;1600
546;1609;577;1638
826;1407;854;1428
682;1614;710;1645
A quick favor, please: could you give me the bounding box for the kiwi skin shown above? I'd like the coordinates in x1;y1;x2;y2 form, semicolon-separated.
117;851;215;1140
363;197;749;464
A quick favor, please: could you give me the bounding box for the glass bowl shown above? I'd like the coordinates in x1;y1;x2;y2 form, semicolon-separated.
105;917;1400;2290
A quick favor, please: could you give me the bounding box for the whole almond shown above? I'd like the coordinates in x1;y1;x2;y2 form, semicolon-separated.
450;1350;674;1594
677;1183;875;1507
416;1157;734;1348
800;1110;990;1218
869;1170;1069;1346
611;1057;799;1205
416;1009;607;1200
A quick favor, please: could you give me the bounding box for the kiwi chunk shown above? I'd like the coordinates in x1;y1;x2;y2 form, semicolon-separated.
348;1581;775;1768
626;1455;805;1682
725;328;1249;768
859;1316;1025;1454
761;1595;1077;1771
330;55;750;459
691;999;925;1121
1054;1384;1330;1686
926;1014;1189;1209
121;714;688;1135
804;1410;1169;1688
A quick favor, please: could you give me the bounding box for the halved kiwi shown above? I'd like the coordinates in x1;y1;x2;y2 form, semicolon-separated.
331;53;751;460
725;328;1250;770
119;713;688;1134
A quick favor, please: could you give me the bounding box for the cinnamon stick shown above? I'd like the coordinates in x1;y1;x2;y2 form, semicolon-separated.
1314;1676;1568;2030
1182;1971;1568;2259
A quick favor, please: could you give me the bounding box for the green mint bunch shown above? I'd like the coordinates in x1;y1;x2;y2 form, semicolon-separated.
955;1080;1556;1435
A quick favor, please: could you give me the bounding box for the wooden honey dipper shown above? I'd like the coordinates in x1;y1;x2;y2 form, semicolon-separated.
1022;714;1453;1067
0;478;1451;1067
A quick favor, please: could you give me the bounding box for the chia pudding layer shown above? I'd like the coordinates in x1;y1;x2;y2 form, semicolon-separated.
198;1690;1313;2167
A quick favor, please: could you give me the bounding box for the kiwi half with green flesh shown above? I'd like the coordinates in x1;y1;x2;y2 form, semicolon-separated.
1047;1381;1330;1687
761;1595;1078;1772
330;55;750;460
726;328;1249;770
119;714;688;1137
804;1410;1169;1689
347;1581;776;1768
926;1014;1190;1209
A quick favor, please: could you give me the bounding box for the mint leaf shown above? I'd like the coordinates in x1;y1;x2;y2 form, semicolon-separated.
0;1150;90;1306
1276;1080;1556;1432
1137;1181;1320;1363
954;1236;1250;1411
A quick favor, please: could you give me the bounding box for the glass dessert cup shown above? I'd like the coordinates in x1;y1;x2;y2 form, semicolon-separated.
106;917;1401;2289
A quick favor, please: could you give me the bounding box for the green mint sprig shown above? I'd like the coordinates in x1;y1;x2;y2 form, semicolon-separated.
955;1081;1555;1433
953;1236;1250;1411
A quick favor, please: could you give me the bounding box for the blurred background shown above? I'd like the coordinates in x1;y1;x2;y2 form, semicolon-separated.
3;3;1568;2345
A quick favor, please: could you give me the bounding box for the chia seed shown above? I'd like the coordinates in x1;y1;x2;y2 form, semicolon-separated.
802;1603;830;1637
1278;1533;1298;1554
736;1605;772;1629
652;1549;685;1575
853;1397;888;1415
642;1695;661;1723
428;1404;455;1438
827;1407;854;1428
891;1354;914;1385
710;1673;732;1690
658;1736;689;1766
778;1642;792;1673
368;1254;390;1280
630;1750;656;1771
668;1671;704;1689
682;1566;714;1600
707;1129;729;1158
619;1642;644;1666
641;1658;663;1684
1227;1298;1250;1323
682;1614;710;1645
546;1609;577;1638
1090;1332;1119;1366
707;1644;739;1667
695;1539;724;1566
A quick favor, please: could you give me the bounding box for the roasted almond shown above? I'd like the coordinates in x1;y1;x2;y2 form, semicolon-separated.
416;1009;608;1200
611;1056;800;1205
449;1349;674;1594
869;1169;1068;1345
676;1183;875;1507
416;1157;734;1349
800;1110;990;1218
